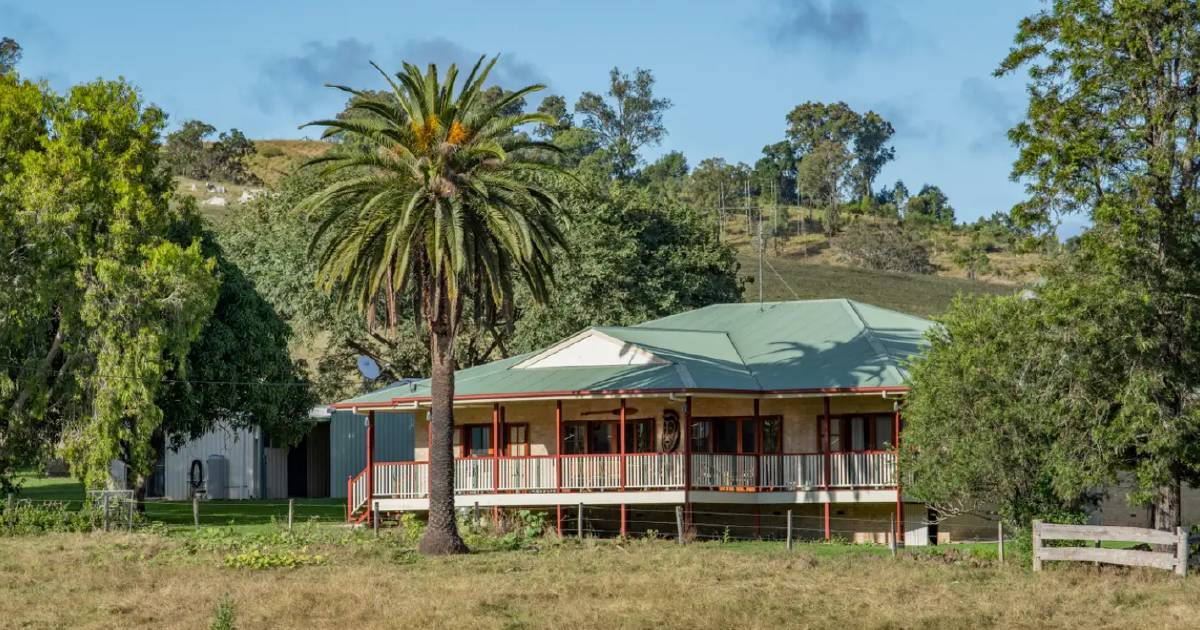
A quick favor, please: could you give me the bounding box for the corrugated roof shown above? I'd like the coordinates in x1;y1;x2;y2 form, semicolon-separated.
335;299;934;407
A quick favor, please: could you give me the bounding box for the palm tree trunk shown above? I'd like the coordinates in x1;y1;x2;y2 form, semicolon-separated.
418;325;469;555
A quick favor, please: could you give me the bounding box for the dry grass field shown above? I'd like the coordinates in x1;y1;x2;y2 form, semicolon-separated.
2;529;1199;629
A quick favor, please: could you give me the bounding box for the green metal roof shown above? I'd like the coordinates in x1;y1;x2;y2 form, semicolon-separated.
336;299;934;407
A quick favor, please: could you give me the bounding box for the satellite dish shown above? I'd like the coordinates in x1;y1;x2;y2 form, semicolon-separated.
356;356;381;381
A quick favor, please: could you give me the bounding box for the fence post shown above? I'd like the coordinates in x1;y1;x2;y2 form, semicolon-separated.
373;501;380;537
675;506;684;544
5;493;11;512
889;513;897;558
102;494;110;532
127;494;134;533
1031;519;1042;571
998;521;1004;565
288;499;295;532
193;496;200;531
786;510;793;551
1176;526;1189;577
577;503;583;539
473;501;479;526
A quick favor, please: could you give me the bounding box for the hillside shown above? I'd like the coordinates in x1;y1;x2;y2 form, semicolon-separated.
737;253;1015;318
186;140;1029;319
176;139;330;222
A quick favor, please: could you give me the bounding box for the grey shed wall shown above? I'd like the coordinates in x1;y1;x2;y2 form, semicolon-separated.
329;410;414;498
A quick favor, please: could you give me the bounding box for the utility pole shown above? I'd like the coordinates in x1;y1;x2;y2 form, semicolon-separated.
758;209;765;308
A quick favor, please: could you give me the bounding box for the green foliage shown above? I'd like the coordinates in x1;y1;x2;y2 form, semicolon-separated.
210;596;236;630
904;184;955;226
575;67;672;179
0;500;93;536
836;221;934;274
164;120;258;183
951;233;992;281
511;180;742;351
158;212;315;447
797;140;852;234
901;293;1094;534
0;75;219;488
996;0;1200;528
223;547;326;569
0;37;20;74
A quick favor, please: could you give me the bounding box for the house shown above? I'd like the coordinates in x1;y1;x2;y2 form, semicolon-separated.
333;299;934;545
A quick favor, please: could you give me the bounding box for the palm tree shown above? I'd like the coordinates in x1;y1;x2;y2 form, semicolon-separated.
300;57;566;554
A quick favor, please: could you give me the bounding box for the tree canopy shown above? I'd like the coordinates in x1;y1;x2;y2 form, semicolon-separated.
0;75;219;489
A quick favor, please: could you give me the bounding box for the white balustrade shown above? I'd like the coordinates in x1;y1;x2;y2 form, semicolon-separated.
374;462;428;498
561;455;622;490
455;458;495;493
828;452;895;487
624;453;684;489
498;457;557;491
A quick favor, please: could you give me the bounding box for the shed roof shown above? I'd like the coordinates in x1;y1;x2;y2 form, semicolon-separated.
335;299;934;408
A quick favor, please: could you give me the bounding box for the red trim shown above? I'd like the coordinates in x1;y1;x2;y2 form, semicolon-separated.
753;399;760;489
555;400;563;492
823;396;830;542
329;386;909;409
895;405;904;544
684;396;692;527
491;404;500;493
619;398;627;490
366;411;375;524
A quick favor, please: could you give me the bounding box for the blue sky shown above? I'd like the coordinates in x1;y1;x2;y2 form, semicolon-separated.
4;0;1047;225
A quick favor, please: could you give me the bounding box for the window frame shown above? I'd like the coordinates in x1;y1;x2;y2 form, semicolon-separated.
690;415;783;455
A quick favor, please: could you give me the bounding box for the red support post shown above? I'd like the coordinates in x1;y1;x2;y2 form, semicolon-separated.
894;402;904;544
620;504;627;538
822;396;831;542
683;396;692;527
492;403;500;493
366;410;375;524
753;398;760;491
556;399;563;536
619;398;627;490
555;400;563;491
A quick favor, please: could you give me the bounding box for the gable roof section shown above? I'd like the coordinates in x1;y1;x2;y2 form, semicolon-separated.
335;299;934;407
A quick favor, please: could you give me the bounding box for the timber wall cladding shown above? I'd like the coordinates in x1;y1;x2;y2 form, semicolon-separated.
1031;520;1192;576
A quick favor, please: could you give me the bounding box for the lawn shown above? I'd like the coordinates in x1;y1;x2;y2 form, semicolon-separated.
12;473;345;530
1;527;1198;629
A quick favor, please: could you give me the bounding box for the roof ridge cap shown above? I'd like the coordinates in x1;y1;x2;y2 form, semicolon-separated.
841;299;906;384
719;330;766;391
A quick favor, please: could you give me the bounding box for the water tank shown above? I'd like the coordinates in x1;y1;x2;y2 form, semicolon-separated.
206;455;229;499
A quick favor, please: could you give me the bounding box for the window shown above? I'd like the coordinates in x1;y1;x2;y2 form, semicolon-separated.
563;423;587;455
564;419;655;454
624;419;655;453
589;422;617;454
873;414;895;450
692;416;782;454
821;414;898;452
460;425;493;457
762;418;782;453
506;424;529;456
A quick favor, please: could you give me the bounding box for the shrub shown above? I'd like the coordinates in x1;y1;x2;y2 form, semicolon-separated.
0;500;93;536
223;547;326;569
210;595;236;630
836;222;935;274
259;145;284;158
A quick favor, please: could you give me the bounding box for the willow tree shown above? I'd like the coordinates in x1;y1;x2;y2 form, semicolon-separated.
300;57;565;555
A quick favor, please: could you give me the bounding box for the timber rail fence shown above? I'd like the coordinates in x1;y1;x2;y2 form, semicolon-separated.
1032;520;1192;576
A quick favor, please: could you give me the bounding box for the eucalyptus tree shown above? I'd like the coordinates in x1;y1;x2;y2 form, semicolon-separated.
299;57;566;555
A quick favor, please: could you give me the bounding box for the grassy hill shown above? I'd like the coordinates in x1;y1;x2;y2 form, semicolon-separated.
737;253;1015;318
184;140;1029;319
